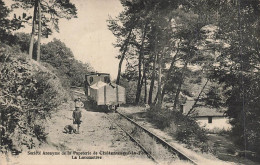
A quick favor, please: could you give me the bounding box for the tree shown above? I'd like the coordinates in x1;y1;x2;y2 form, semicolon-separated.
11;0;77;61
28;0;37;59
0;0;29;42
107;1;143;85
41;38;93;86
207;0;260;155
135;23;148;104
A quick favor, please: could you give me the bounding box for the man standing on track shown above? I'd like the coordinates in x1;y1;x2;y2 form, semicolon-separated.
73;98;83;134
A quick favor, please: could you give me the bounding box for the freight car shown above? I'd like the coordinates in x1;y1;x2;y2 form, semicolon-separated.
84;73;126;110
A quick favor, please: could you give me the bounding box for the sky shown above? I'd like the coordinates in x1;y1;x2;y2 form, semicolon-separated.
5;0;124;79
56;0;124;79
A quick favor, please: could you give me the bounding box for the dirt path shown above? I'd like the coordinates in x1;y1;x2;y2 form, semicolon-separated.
3;103;153;165
46;103;141;153
42;101;153;165
2;89;153;165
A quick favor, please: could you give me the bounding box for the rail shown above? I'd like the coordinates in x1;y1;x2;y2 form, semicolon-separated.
114;110;198;165
105;115;158;164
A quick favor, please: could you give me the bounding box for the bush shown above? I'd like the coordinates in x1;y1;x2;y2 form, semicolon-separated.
0;45;70;154
146;105;173;129
33;125;48;142
147;105;209;152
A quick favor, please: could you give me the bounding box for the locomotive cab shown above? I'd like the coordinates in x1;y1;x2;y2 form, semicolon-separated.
85;72;126;111
84;72;110;96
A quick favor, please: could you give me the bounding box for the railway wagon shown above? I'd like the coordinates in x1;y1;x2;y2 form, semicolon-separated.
85;73;126;110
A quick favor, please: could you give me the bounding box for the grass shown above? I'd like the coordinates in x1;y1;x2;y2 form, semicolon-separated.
207;132;260;164
146;105;210;153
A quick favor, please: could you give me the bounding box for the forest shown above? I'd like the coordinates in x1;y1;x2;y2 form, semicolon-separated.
108;0;260;159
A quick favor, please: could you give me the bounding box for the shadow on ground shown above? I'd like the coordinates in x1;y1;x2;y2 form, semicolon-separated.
83;99;111;113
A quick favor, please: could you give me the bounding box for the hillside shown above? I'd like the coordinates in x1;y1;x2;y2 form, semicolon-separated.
0;44;71;154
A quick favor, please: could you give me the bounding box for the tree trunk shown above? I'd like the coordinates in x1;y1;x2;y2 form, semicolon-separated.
137;70;145;103
158;17;174;103
143;57;148;104
161;42;180;100
157;52;162;106
116;30;132;85
173;61;188;109
37;0;41;62
154;90;158;104
148;53;157;105
135;24;147;104
29;0;38;59
135;64;145;103
186;79;209;116
135;55;143;104
144;65;147;104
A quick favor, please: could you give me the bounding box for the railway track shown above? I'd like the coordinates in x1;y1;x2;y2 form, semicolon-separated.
70;87;197;164
106;110;198;165
105;114;158;164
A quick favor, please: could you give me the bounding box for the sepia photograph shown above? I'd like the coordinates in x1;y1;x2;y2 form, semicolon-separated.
0;0;259;164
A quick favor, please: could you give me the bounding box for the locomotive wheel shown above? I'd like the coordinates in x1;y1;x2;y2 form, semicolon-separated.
107;105;116;112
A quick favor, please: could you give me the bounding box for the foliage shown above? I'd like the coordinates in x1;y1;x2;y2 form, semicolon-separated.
147;105;209;152
0;44;70;153
41;38;93;86
108;0;217;106
203;85;225;108
0;0;29;39
205;0;260;157
1;32;31;53
11;0;77;37
1;32;92;87
110;0;260;158
118;78;138;104
7;0;78;61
